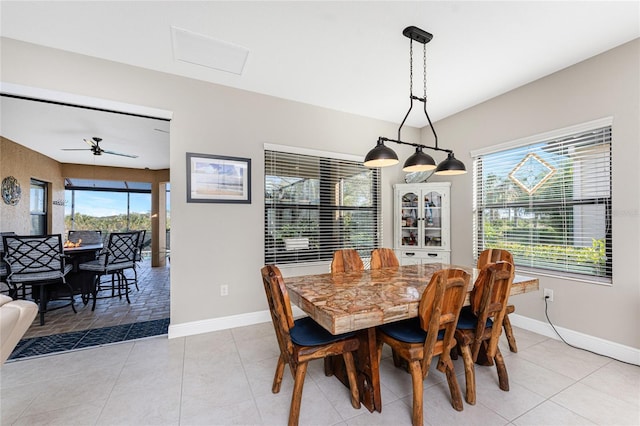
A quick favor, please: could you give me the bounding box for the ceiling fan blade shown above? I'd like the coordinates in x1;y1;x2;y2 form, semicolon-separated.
62;148;91;151
102;149;139;158
83;138;97;147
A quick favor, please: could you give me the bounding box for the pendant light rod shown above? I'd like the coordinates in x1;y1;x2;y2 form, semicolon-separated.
364;26;466;175
377;136;451;154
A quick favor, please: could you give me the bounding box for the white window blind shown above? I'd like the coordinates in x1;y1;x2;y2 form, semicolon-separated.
473;122;612;283
265;147;381;265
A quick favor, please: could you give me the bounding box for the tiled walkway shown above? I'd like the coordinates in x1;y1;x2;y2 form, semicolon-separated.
4;260;170;340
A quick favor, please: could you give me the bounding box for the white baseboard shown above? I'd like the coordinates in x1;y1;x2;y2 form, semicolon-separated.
510;313;640;365
168;309;639;366
168;306;307;339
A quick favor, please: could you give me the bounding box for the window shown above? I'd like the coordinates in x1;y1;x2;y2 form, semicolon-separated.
64;179;152;238
472;118;612;283
30;179;48;235
265;145;381;265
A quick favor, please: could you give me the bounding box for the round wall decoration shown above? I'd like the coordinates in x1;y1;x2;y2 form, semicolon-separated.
2;176;22;206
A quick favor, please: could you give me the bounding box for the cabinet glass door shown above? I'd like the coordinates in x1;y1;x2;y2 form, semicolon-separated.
423;191;442;247
400;191;419;247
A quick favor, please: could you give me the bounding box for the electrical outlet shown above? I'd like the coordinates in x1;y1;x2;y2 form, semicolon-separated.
543;288;554;302
220;284;229;296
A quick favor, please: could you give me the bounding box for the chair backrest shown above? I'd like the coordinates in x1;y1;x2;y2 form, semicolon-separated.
261;265;296;370
331;249;364;273
370;248;399;269
103;232;140;267
2;234;65;277
417;268;470;372
133;229;147;261
469;261;515;360
477;248;513;269
68;230;102;245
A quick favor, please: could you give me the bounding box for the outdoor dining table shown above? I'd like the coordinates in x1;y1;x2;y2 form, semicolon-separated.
284;262;539;413
63;243;104;302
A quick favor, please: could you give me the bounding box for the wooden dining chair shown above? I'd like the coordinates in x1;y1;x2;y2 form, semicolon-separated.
370;248;400;269
454;261;514;405
376;268;471;426
330;249;364;273
261;265;361;426
477;248;518;352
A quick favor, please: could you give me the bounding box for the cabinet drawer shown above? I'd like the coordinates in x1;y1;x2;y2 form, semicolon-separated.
398;250;450;265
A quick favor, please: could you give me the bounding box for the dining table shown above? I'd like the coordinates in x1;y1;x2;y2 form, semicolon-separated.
63;243;104;302
284;262;539;413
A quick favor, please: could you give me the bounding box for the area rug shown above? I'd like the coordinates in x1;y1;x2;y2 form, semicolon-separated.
8;318;170;361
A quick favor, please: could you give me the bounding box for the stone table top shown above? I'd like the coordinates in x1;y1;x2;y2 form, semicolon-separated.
285;263;539;335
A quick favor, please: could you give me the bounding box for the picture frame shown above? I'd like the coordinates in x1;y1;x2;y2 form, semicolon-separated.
186;153;251;204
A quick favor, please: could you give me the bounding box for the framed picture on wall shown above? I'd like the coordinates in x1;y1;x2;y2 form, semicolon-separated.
186;153;251;204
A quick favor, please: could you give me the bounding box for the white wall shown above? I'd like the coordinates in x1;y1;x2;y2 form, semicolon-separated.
423;39;640;349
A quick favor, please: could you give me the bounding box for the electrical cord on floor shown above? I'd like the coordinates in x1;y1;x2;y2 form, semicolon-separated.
544;296;638;367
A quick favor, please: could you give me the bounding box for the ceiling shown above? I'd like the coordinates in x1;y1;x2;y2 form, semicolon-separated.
1;1;638;170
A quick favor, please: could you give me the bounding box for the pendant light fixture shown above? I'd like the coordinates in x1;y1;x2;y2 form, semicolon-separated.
364;26;466;175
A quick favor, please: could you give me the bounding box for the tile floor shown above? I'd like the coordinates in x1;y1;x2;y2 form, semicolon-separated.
3;260;170;340
2;324;638;425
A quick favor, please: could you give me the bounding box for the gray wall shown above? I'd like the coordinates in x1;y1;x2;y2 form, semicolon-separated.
423;38;640;348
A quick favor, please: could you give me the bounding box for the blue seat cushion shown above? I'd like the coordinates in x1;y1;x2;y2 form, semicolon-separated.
379;317;445;343
290;316;355;346
456;306;493;330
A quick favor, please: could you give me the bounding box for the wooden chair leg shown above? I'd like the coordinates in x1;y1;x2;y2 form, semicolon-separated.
289;361;308;426
459;344;476;405
494;348;509;392
324;357;334;376
503;307;518;353
444;366;464;412
392;349;404;368
408;360;424;426
342;351;361;409
272;354;286;393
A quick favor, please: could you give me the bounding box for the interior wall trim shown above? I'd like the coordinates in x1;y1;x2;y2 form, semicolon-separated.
167;306;306;339
0;82;173;120
169;308;639;366
510;313;639;366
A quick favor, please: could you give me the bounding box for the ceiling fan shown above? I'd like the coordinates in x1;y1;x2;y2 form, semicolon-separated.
62;137;138;158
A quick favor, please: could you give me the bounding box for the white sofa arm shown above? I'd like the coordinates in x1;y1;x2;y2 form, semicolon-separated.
1;294;38;364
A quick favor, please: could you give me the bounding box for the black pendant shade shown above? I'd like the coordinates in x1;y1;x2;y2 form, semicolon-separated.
364;139;399;168
434;152;466;175
402;146;436;172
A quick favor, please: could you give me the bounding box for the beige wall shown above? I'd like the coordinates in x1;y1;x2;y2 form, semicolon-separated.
2;36;637;350
0;137;169;264
423;38;640;348
0;37;413;326
0;136;65;234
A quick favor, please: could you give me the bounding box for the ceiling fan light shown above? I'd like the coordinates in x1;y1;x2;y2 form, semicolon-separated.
434;152;467;175
402;147;436;172
364;140;399;168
